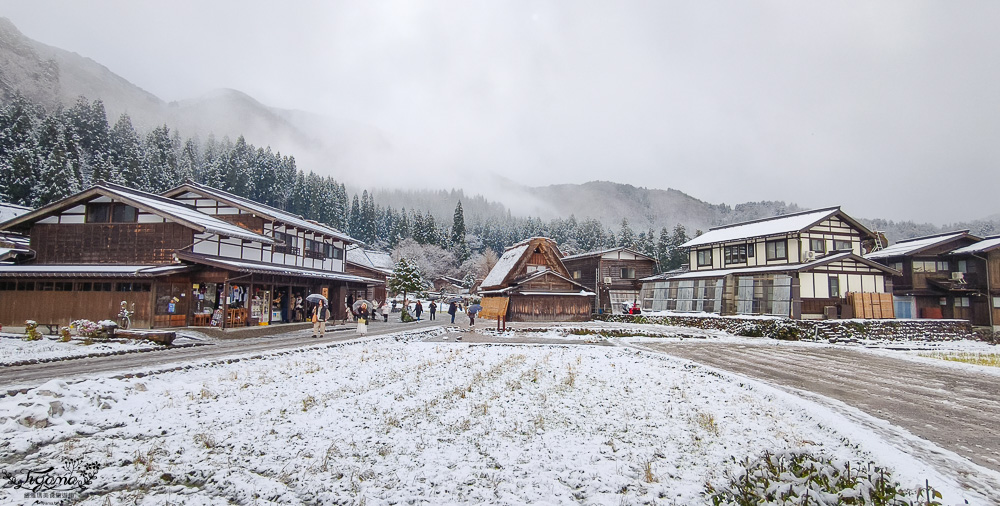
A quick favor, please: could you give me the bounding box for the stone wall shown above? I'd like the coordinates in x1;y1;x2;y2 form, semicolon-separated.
594;314;978;342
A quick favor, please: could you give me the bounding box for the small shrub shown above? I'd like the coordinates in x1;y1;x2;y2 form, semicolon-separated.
58;326;72;342
706;450;942;505
23;320;42;341
70;319;104;339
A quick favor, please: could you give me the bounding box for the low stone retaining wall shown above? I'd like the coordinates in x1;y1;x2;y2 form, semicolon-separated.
594;314;978;342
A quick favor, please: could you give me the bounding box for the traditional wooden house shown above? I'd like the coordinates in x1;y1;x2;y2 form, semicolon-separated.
561;247;657;314
640;207;899;318
0;182;380;329
345;248;394;303
864;231;983;322
478;237;595;322
949;236;1000;331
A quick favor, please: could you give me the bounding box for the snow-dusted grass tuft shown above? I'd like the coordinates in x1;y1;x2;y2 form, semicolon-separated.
918;351;1000;368
0;340;951;504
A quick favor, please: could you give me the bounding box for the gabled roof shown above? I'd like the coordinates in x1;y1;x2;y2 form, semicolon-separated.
480;268;595;296
162;181;355;243
480;237;570;289
0;202;31;223
950;235;1000;255
0;183;274;244
661;252;899;280
865;231;974;260
682;207;873;248
346;248;394;274
562;246;656;262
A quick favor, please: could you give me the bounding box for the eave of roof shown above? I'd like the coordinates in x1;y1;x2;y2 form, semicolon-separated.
653;252;899;281
865;231;973;260
562;247;656;262
175;251;384;285
164;182;356;243
0;264;193;278
682;207;874;249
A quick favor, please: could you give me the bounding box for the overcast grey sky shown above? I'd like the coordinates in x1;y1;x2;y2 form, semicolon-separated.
2;1;998;224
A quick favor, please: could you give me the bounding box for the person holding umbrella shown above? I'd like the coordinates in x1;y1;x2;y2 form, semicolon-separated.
467;300;482;327
448;301;458;324
429;301;437;320
310;297;329;338
356;302;368;336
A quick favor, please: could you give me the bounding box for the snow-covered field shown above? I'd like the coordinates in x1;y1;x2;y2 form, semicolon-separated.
0;330;971;505
0;336;162;365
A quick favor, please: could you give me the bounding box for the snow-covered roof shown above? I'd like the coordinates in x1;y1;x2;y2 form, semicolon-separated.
346;248;394;273
165;182;355;243
0;264;191;277
682;207;852;248
0;232;29;248
176;252;383;284
865;231;969;260
562;247;655;262
0;202;30;223
950;235;1000;255
481;243;530;288
661;252;898;280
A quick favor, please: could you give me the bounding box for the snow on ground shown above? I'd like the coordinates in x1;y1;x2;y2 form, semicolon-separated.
0;336;162;365
0;331;969;505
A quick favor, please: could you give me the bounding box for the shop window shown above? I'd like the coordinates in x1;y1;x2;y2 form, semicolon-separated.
809;238;826;253
697;249;712;267
765;240;787;260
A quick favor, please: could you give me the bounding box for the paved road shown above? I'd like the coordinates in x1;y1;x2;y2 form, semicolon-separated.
629;340;1000;494
0;319;445;391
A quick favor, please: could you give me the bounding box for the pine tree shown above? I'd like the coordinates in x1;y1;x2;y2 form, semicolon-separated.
0;97;41;205
222;135;252;195
388;257;424;321
34;115;80;205
667;224;689;270
656;227;670;272
618;218;636;248
109;114;143;187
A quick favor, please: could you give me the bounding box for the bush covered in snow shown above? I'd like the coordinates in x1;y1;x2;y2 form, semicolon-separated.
706;450;942;505
70;319;104;339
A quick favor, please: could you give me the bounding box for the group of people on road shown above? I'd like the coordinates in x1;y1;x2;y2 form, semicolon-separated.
309;294;484;339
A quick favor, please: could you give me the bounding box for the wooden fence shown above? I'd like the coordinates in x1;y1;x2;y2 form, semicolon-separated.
846;292;895;319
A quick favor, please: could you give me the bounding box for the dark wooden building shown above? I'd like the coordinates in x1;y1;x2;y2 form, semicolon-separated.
345;248;393;304
0;183;381;329
867;231;1000;328
478;237;594;322
562;247;657;314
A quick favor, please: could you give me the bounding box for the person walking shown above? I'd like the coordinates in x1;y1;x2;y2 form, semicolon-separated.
381;301;390;322
429;301;437;320
357;302;368;336
311;299;328;338
448;301;457;324
467;302;481;327
414;300;423;321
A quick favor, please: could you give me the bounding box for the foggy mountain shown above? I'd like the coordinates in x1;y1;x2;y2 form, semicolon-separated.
1;17;996;247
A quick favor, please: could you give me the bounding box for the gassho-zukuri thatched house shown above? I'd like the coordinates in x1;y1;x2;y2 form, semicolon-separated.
478;237;595;322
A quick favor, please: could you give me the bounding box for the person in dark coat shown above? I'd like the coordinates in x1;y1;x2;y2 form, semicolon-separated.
429;301;437;320
414;300;423;320
448;301;458;324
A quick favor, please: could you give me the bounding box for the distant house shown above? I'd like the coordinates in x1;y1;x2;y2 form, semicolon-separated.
478;237;595;322
640;207;899;318
432;276;466;294
865;231;982;321
345;248;394;303
0;182;380;329
561;247;657;314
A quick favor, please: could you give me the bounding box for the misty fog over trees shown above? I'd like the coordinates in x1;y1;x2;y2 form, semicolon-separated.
2;94;996;284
